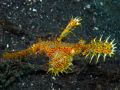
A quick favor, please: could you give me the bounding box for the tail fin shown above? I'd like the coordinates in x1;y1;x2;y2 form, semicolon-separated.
84;36;117;63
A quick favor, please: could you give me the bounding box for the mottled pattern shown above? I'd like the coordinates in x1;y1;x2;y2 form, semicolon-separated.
0;0;120;90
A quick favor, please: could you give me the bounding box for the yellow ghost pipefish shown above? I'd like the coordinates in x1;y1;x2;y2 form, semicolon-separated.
2;17;117;76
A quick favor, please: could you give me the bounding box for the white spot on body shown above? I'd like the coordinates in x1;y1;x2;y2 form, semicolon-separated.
71;49;75;54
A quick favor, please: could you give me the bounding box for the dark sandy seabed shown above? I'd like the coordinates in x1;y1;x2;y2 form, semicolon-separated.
0;0;120;90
